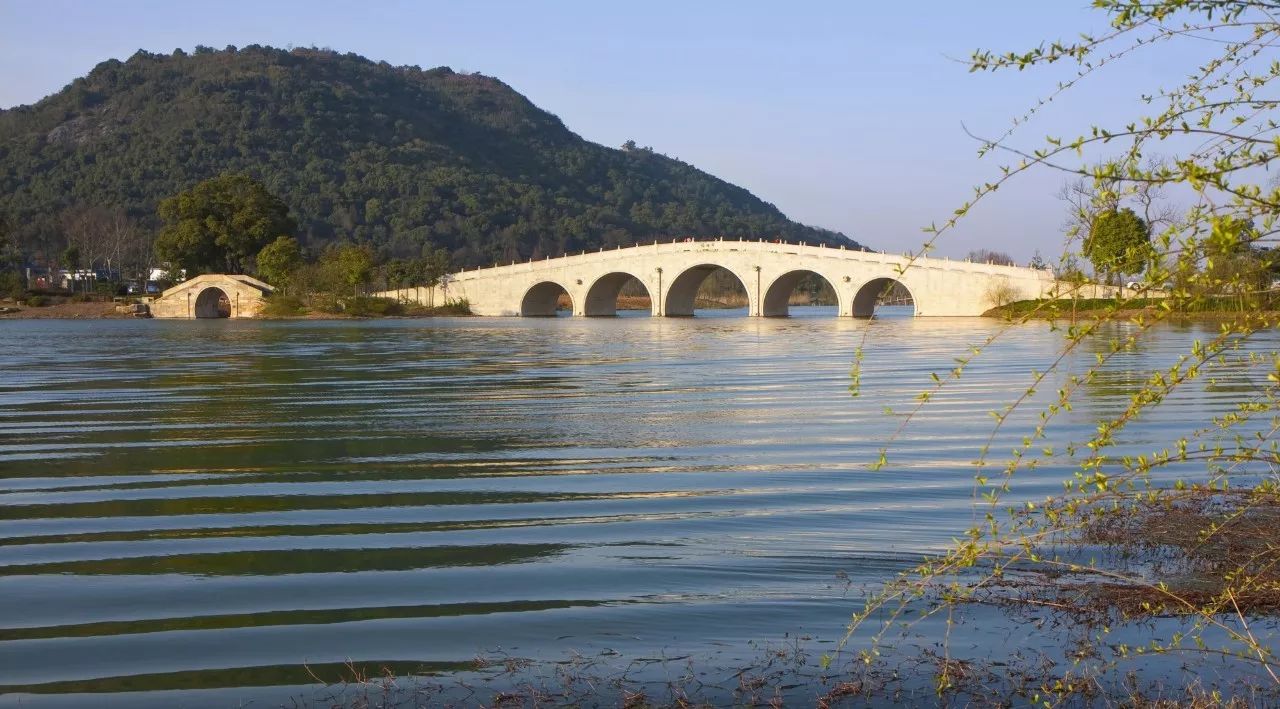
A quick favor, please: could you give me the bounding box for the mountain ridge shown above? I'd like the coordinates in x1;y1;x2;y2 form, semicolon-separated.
0;45;860;265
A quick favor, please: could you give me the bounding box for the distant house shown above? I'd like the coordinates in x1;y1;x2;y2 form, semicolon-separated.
58;269;100;290
21;267;89;291
24;267;54;290
24;266;171;293
149;267;186;282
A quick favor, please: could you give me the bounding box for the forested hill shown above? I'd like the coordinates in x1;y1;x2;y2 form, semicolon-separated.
0;46;859;265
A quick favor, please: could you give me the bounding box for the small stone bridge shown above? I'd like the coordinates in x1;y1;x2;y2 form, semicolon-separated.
379;238;1062;317
150;274;274;319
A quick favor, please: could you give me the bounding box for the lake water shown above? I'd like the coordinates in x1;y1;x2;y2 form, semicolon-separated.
0;308;1272;706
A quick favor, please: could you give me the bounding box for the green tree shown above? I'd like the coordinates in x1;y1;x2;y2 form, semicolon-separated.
0;214;19;272
380;258;412;291
0;214;23;299
61;245;82;292
1203;217;1273;307
154;174;296;276
416;247;451;288
319;243;374;296
255;236;303;291
1083;208;1150;283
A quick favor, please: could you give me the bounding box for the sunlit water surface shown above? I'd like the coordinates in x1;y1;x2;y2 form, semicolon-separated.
0;308;1271;706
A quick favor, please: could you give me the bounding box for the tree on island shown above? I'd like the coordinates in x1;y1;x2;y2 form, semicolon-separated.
417;247;452;289
380;247;450;291
1201;217;1280;303
1083;207;1151;283
319;243;375;296
255;236;304;291
154;174;296;277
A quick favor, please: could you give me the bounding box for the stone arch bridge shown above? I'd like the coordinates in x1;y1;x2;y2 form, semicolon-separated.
150;274;274;319
380;239;1061;317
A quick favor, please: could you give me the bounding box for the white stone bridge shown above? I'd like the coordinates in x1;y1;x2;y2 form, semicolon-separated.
379;238;1062;317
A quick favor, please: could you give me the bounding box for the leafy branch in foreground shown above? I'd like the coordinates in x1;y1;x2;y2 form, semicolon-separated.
843;1;1280;701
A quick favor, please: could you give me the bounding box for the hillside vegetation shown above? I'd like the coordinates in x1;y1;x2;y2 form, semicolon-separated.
0;45;858;265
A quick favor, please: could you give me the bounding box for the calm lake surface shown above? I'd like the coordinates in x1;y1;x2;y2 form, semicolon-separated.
0;308;1271;706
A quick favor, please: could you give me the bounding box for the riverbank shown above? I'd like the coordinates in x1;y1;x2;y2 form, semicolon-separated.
0;296;473;319
984;296;1279;320
293;488;1280;707
0;300;137;319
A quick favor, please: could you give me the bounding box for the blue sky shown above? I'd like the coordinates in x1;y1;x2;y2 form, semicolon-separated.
0;1;1179;260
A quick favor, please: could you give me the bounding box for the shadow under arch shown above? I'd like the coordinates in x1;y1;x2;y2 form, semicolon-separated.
852;277;915;318
194;287;231;318
762;270;841;317
664;264;749;317
521;281;572;317
585;272;650;317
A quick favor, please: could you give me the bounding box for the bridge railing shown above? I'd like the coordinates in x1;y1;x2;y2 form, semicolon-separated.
450;236;1053;277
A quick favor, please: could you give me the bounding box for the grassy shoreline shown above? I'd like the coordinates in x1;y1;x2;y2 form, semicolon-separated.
0;300;137;319
984;296;1280;320
0;297;473;320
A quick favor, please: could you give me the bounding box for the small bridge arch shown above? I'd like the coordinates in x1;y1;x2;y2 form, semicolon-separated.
194;286;232;318
150;274;275;319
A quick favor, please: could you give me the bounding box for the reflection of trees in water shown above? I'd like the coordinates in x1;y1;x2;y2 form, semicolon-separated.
1075;321;1152;406
1087;322;1149;375
2;660;478;694
130;329;548;477
12;473;590;519
1069;321;1257;422
1;543;571;577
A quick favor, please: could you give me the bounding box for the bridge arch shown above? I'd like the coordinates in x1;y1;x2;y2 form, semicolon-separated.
663;264;752;317
374;240;1059;317
150;274;273;319
521;280;573;317
851;276;915;318
762;269;843;317
584;272;650;317
194;287;232;318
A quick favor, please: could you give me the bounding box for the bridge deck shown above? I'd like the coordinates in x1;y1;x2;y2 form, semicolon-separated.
379;238;1072;318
